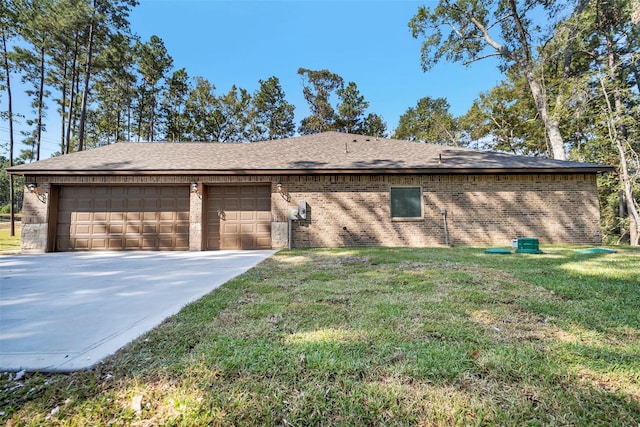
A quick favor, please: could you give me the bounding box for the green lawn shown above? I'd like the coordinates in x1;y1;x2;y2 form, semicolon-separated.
0;228;21;252
2;246;639;425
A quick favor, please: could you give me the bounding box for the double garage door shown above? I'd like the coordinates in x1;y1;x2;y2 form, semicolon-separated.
55;185;271;251
56;186;190;251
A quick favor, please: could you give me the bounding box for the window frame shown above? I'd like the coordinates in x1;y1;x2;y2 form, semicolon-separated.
390;186;423;221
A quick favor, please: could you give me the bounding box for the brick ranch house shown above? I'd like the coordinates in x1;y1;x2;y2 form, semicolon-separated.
8;131;613;253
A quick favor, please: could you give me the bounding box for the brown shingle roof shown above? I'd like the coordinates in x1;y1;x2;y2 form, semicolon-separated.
8;131;613;175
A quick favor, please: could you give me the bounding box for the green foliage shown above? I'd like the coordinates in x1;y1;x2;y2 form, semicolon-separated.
297;67;343;135
361;113;388;138
458;74;547;155
393;96;458;144
133;34;173;142
251;76;295;141
335;81;369;134
0;156;24;210
297;68;385;137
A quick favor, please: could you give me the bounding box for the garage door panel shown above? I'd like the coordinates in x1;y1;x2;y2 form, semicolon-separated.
77;187;94;197
256;223;270;233
224;224;240;234
175;224;190;234
159;224;174;234
142;237;158;249
126;212;141;221
125;223;140;234
224;200;240;210
77;200;93;210
240;211;255;221
91;238;107;249
256;211;271;221
93;223;108;234
240;223;256;233
127;199;144;210
110;212;124;221
142;224;158;234
76;212;92;222
56;185;189;251
143;212;158;221
159;212;175;220
143;199;158;210
74;239;89;249
94;200;108;210
125;238;140;249
240;199;256;210
108;238;123;250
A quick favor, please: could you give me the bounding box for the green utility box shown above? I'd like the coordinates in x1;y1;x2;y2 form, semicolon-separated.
515;238;543;254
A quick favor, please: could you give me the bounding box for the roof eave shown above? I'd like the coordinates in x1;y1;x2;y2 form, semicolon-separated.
8;166;614;176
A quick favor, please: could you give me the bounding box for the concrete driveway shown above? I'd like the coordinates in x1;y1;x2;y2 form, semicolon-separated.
0;250;275;372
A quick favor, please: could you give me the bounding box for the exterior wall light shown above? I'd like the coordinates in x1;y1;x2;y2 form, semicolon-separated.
191;182;203;197
27;182;47;203
276;182;290;202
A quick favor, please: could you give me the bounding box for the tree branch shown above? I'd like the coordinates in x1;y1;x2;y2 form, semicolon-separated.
463;52;503;65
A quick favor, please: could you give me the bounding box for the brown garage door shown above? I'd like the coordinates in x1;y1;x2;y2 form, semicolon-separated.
206;185;271;250
56;186;190;251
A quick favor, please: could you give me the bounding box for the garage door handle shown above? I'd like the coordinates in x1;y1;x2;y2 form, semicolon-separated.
217;209;226;220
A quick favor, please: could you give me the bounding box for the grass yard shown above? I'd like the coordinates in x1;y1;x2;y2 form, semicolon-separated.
0;227;21;252
2;246;639;426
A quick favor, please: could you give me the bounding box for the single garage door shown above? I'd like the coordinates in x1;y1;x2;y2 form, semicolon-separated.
206;185;271;250
56;186;190;251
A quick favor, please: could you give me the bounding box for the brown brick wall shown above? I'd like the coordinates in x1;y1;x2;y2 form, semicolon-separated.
22;172;602;251
278;173;602;248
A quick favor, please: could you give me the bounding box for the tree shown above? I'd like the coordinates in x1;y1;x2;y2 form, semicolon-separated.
89;32;137;145
251;76;295;141
408;0;582;160
297;68;343;135
161;68;191;141
588;0;639;245
216;85;252;142
12;0;52;161
335;81;369;134
458;74;546;154
361;113;388;138
77;0;137;149
0;156;24;214
1;0;18;235
393;96;458;144
134;35;173;142
184;76;220;142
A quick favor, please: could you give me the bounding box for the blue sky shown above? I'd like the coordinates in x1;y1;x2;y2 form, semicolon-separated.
130;0;504;122
3;0;505;159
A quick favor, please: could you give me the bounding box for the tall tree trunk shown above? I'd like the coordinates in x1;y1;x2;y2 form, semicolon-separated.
36;44;45;161
599;45;640;245
60;80;67;153
77;0;97;152
606;33;639;245
65;35;79;154
508;0;567;161
519;64;567;160
2;30;15;236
